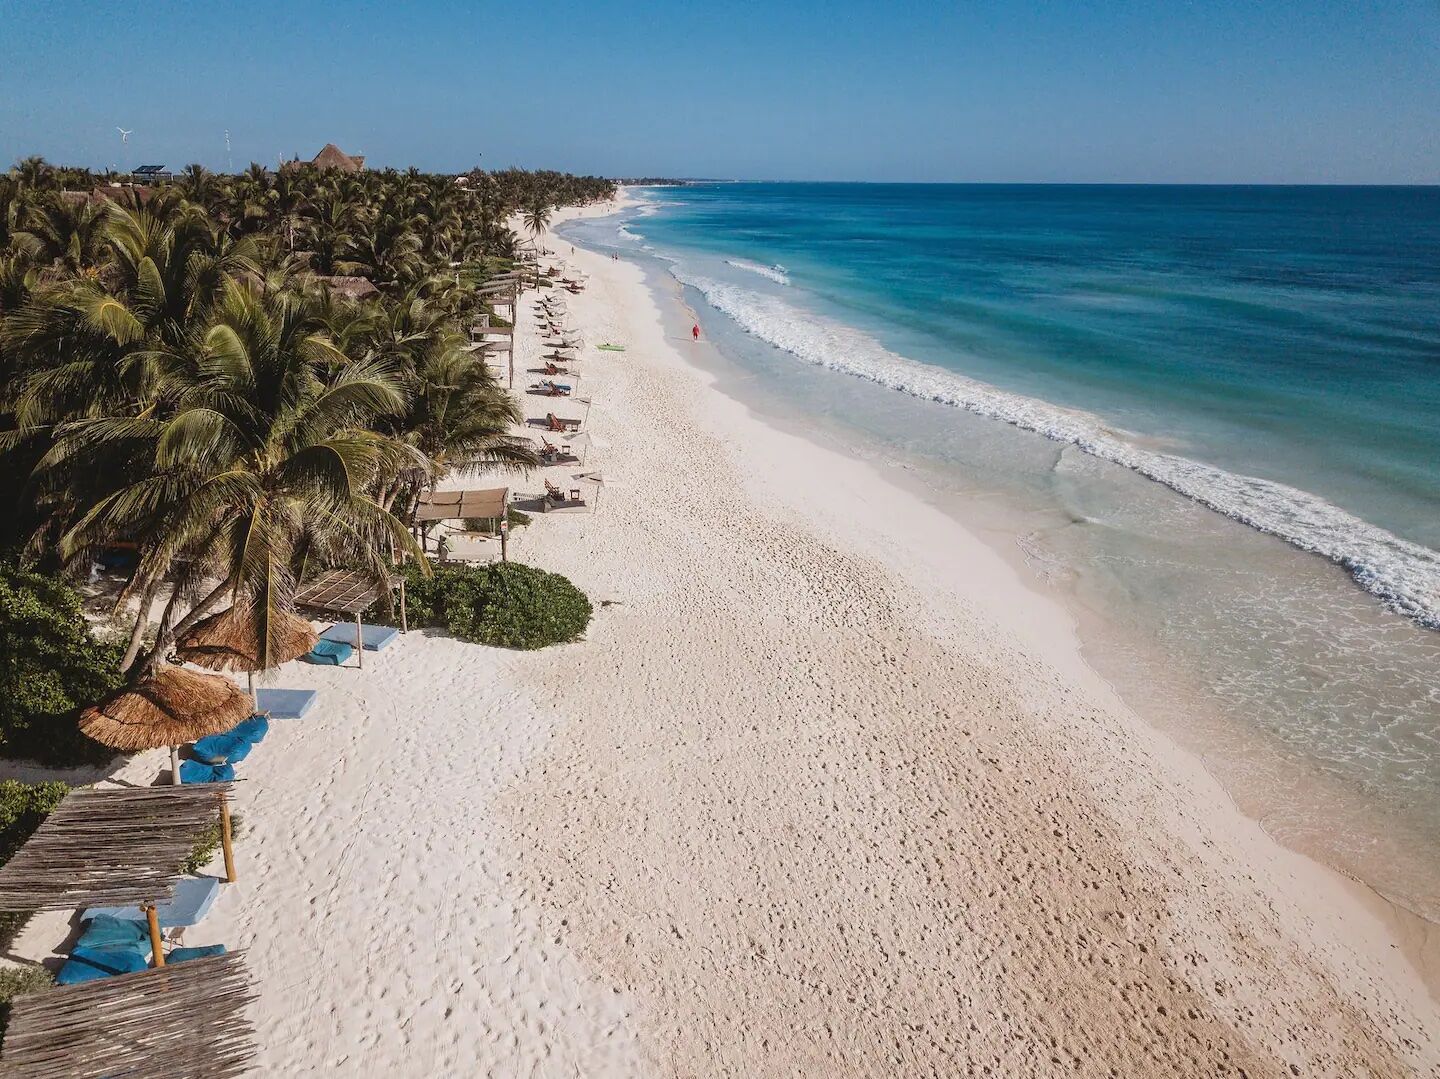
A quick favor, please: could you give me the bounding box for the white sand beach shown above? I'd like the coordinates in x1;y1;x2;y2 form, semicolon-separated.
22;197;1438;1076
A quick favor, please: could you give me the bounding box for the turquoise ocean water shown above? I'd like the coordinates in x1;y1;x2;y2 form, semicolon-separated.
558;184;1440;928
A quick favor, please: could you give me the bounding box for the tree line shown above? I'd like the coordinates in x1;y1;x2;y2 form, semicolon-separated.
0;155;616;693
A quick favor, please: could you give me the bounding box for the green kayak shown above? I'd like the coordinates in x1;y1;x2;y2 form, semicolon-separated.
596;343;626;352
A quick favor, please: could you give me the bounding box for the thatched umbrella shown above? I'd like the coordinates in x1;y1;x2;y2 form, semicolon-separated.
176;605;318;702
80;667;253;785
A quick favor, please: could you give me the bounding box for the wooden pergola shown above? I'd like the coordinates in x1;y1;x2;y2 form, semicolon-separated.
0;952;256;1078
292;568;406;662
0;785;238;967
415;487;511;561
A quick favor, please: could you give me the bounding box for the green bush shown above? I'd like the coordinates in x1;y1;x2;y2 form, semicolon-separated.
394;560;590;649
180;813;243;875
0;564;124;766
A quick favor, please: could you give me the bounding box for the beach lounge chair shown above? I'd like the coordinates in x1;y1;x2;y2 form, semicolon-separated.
189;732;253;765
83;877;221;930
255;688;318;719
178;760;235;784
304;638;354;666
55;944;151;985
230;714;270;743
55;915;153;985
546;413;581;433
320;623;399;651
545;480;564;503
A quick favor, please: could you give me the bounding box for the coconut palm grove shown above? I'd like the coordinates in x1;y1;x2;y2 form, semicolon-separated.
0;157;613;855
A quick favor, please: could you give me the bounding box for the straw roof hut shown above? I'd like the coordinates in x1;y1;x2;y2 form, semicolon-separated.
177;605;318;674
317;275;381;300
79;667;252;784
310;143;366;171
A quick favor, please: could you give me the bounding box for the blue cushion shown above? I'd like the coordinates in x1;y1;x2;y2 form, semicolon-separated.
254;688;317;720
168;943;226;963
304;639;353;665
75;914;149;951
230;715;270;743
178;760;235;784
321;623;400;651
190;732;252;765
84;877;222;930
56;945;149;985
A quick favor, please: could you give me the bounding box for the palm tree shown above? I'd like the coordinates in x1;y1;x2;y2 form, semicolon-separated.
11;194;110;274
522;197;552;241
36;280;426;679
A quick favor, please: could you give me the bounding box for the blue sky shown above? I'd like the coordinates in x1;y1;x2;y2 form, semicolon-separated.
2;0;1438;182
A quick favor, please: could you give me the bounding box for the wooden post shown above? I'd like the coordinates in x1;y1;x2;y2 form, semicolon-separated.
219;797;237;883
399;578;408;633
169;745;182;785
246;669;257;710
500;520;508;563
355;614;364;669
146;905;165;967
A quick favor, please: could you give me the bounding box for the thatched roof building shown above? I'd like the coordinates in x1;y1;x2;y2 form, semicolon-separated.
310;143;366;171
317;275;381;300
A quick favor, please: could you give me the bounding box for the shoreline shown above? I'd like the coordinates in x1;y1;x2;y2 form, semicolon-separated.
632;252;1440;992
508;198;1440;1070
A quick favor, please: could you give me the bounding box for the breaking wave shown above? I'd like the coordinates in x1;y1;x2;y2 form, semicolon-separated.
672;268;1440;629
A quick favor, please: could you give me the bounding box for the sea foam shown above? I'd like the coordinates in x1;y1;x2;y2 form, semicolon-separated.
672;269;1440;629
725;258;790;285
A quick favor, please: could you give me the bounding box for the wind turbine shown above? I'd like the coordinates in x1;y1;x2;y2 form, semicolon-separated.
116;127;132;175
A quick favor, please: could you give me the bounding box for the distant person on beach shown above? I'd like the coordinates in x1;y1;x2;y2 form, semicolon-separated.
692;323;701;342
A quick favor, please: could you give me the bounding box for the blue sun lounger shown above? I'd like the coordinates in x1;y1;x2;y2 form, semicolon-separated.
83;876;222;929
304;638;354;665
178;759;234;784
320;623;400;651
254;687;317;720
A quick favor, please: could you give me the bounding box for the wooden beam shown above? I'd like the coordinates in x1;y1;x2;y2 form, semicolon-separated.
219;799;236;883
146;905;165;967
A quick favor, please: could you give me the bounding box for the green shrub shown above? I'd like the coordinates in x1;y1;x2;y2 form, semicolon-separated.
0;564;123;766
180;813;243;875
507;507;532;529
393;560;590;649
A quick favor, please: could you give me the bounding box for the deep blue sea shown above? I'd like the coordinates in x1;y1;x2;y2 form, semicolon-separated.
559;184;1440;927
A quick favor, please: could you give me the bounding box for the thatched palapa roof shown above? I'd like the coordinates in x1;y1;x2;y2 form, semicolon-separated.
79;666;252;751
310;142;366;171
0;784;232;911
177;604;318;673
317;275;381;300
1;952;257;1078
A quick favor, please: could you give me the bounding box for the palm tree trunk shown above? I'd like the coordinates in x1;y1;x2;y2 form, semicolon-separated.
120;576;163;671
136;578;232;678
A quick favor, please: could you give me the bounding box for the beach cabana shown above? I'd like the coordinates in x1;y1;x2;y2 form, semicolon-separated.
176;604;319;705
415;487;511;561
292;568;405;665
0;952;256;1078
0;784;240;944
79;668;253;786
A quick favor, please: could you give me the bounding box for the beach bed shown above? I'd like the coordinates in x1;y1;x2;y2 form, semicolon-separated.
255;687;318;720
